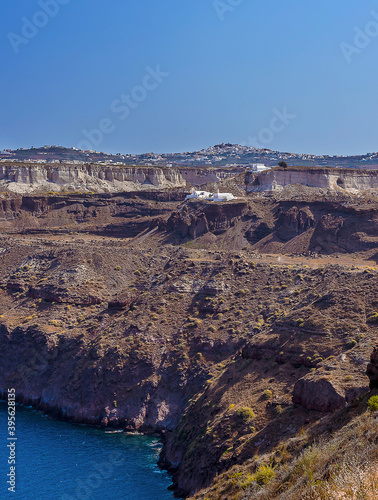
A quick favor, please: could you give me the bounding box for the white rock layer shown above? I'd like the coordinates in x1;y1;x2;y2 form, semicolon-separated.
247;168;378;193
0;164;187;194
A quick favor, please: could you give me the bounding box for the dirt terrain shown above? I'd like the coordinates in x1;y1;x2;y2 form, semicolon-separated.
0;168;377;498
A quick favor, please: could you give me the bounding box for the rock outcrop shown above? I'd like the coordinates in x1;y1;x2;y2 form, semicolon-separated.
277;206;315;240
293;375;346;411
164;197;378;255
367;346;378;389
0;323;203;430
179;167;241;186
166;201;248;239
292;373;368;412
247;167;378;193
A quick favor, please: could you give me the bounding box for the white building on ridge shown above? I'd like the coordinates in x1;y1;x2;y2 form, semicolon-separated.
185;190;235;202
251;163;269;172
213;190;235;201
185;190;213;200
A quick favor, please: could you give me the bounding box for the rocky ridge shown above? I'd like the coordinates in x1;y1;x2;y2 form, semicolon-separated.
247;166;378;193
0;163;187;194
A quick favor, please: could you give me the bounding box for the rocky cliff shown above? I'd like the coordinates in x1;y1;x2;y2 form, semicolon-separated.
179;167;243;186
367;345;378;389
0;163;187;194
0;323;204;430
4;163;378;197
164;197;378;255
247;167;378;193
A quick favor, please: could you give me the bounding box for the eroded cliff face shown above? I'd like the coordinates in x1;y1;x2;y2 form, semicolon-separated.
0;163;187;194
165;197;378;255
179;167;242;187
0;324;204;430
165;201;249;239
4;163;378;197
247;167;378;193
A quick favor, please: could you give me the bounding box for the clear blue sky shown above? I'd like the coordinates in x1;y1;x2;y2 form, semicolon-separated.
1;0;378;155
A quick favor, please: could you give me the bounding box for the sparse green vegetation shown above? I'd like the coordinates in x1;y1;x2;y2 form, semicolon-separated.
367;312;378;323
296;318;305;327
186;317;203;328
236;407;255;422
262;389;273;400
346;339;358;349
275;405;284;415
368;395;378;412
254;464;276;485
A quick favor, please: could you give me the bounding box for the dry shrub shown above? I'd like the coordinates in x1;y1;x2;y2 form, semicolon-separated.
238;411;378;500
318;457;378;499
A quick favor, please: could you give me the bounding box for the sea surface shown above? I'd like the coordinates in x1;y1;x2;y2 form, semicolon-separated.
0;402;175;500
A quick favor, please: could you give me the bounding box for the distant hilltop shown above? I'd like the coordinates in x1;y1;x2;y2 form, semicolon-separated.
1;144;378;169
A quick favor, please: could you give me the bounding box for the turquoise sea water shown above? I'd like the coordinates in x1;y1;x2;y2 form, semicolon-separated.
0;403;175;500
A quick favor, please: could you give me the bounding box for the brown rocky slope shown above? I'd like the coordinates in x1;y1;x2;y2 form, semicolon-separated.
0;182;377;498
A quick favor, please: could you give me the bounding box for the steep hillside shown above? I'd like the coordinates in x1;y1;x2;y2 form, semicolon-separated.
191;389;378;499
0;186;377;498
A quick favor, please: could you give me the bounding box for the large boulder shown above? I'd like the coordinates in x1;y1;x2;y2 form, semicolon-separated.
200;280;226;297
293;374;347;412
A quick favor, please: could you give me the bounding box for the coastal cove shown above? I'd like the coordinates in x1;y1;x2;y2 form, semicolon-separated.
0;403;174;500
